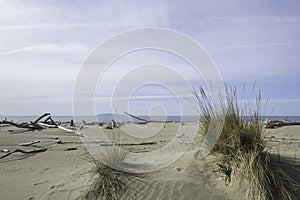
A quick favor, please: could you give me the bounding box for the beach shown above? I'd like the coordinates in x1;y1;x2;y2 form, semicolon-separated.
1;0;300;199
0;122;299;199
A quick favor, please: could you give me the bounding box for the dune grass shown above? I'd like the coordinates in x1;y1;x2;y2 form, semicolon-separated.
83;146;127;200
82;137;146;200
196;86;294;200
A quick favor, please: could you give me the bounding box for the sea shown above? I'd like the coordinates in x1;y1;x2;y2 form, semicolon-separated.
1;115;300;123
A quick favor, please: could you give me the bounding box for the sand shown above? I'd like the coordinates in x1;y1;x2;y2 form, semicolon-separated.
0;123;299;199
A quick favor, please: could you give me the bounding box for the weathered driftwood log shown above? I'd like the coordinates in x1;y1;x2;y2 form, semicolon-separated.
0;121;43;131
118;142;157;146
0;113;52;131
0;147;47;160
123;111;173;123
99;141;157;146
66;147;77;151
33;113;51;124
38;123;57;128
124;112;150;123
265;120;300;129
42;116;58;127
18;140;40;146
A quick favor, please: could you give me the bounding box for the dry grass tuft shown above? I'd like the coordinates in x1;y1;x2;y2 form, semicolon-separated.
84;160;131;200
196;86;295;200
82;136;146;200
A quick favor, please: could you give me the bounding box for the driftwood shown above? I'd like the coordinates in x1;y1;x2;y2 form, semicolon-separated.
0;113;56;131
0;121;43;131
124;112;150;123
18;140;40;146
265;120;300;129
99;141;158;146
33;113;51;124
105;125;113;130
135;121;150;125
0;136;67;160
123;111;173;123
105;119;120;129
57;125;74;132
66;147;77;151
0;147;47;160
42;116;58;127
38;123;57;128
118;142;157;146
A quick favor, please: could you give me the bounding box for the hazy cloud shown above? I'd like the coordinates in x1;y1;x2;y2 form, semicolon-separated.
0;0;299;115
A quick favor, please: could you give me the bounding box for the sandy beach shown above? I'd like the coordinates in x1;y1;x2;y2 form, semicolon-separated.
0;122;299;200
1;0;300;198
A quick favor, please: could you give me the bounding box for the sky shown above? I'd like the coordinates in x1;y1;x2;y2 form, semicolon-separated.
0;0;299;116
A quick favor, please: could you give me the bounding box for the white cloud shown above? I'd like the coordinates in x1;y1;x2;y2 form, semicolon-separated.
0;23;89;31
0;43;89;55
0;1;41;21
267;98;300;103
172;16;300;26
0;1;170;31
214;42;290;50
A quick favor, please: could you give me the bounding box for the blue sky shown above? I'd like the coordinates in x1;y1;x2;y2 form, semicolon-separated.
0;0;299;116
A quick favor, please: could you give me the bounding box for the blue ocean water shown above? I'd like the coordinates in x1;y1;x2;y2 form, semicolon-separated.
0;115;199;123
1;115;300;123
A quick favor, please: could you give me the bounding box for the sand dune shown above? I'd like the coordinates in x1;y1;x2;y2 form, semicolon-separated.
0;123;299;199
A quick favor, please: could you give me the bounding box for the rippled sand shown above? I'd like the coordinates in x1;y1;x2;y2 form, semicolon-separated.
0;123;299;199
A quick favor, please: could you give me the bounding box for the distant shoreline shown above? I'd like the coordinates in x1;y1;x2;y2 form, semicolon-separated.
1;115;300;123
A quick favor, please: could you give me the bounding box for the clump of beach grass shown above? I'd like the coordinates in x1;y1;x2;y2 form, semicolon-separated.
82;135;146;200
83;147;126;200
196;86;294;200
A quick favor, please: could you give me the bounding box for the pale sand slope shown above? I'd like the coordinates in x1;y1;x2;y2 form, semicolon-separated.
266;126;300;161
265;126;300;198
0;123;299;199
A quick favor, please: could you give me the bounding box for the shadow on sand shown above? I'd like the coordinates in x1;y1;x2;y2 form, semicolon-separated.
270;154;300;199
